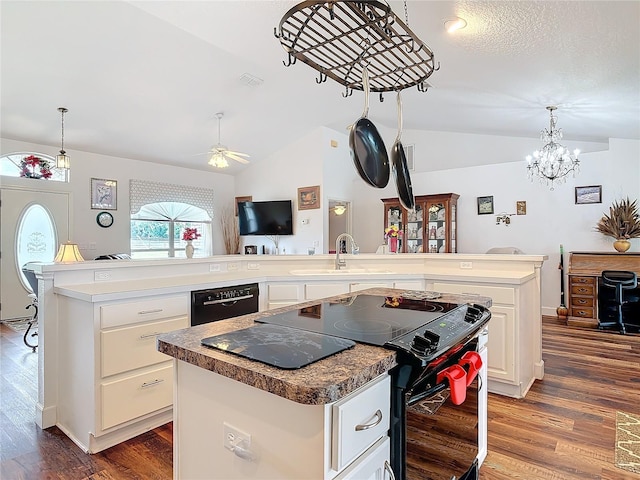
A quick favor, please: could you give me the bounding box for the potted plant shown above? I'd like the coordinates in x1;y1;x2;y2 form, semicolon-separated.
595;197;640;252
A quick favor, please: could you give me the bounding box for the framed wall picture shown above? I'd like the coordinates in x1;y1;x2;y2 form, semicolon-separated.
235;195;252;216
516;201;527;215
298;185;320;210
477;195;494;215
575;185;602;205
91;178;117;210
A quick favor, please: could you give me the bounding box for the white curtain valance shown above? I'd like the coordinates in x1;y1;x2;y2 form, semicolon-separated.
129;180;215;218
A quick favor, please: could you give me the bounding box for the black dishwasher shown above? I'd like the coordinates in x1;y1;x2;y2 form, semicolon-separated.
190;283;259;326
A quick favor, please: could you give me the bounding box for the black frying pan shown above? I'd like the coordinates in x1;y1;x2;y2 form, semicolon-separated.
349;66;389;188
391;91;415;210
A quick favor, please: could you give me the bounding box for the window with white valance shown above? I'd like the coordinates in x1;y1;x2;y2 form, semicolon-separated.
129;180;215;259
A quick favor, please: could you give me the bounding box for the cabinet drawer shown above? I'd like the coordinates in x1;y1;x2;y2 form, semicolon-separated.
332;374;390;471
334;436;390;480
432;282;515;305
101;363;173;430
101;295;188;329
570;284;595;296
267;284;299;302
570;307;595;319
570;276;595;286
102;316;188;377
570;296;594;308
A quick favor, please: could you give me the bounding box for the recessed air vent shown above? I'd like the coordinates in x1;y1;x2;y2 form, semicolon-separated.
239;73;264;87
403;144;415;171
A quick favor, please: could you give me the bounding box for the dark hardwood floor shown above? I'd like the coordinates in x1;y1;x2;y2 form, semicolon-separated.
1;318;638;479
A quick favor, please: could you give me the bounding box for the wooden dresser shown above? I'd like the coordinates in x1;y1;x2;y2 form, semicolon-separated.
567;251;640;327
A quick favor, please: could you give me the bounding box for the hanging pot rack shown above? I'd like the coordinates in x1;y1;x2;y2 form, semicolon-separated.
274;0;439;98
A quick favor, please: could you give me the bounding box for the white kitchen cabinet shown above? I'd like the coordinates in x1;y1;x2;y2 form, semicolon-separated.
173;362;391;480
266;282;301;309
392;280;424;290
56;293;189;453
305;282;350;300
349;281;393;292
477;328;489;466
430;280;539;398
335;437;393;480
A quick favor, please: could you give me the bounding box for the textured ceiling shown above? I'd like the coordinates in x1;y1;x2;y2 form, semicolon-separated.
1;1;638;175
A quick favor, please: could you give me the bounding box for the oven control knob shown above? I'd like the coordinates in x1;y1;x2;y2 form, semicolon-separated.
464;305;483;323
411;331;440;354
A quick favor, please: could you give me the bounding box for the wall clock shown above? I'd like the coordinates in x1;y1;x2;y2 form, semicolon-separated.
96;211;114;228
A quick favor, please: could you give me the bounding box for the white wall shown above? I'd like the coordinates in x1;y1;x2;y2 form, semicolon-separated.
5;132;639;316
234;128;326;254
1;138;237;257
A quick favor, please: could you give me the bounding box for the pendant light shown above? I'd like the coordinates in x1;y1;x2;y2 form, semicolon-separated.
56;107;70;170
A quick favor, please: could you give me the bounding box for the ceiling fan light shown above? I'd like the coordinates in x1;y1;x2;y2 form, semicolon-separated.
209;153;229;168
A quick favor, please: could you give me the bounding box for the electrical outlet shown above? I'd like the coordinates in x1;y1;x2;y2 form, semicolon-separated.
95;270;112;281
460;262;473;269
209;263;221;272
223;422;251;451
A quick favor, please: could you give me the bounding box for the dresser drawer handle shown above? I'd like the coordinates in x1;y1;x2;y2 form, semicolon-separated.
577;288;589;293
141;379;164;388
138;308;164;315
577;311;589;317
576;299;587;305
355;409;383;431
139;332;162;340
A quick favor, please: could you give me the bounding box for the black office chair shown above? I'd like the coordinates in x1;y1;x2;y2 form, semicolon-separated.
598;270;637;335
21;265;39;351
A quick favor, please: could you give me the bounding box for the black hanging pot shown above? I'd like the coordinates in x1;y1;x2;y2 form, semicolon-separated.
391;91;415;210
349;66;389;188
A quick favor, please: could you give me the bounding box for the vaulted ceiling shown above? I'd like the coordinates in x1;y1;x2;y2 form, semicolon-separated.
1;1;638;175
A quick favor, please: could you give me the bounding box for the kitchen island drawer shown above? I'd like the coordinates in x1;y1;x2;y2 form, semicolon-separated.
101;316;188;377
101;363;173;430
332;374;390;472
100;295;188;329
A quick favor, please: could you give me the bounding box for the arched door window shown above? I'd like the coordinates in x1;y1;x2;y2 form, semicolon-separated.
16;204;57;290
131;202;212;258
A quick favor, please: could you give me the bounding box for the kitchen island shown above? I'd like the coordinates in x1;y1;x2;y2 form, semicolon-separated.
27;252;545;453
157;288;491;480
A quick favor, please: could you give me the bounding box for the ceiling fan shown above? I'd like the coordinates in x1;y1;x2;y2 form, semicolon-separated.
207;112;250;168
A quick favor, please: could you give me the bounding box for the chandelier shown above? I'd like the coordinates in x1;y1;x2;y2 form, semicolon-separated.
526;106;580;190
56;107;70;170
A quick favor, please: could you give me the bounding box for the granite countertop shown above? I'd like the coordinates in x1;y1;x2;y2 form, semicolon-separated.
157;287;491;405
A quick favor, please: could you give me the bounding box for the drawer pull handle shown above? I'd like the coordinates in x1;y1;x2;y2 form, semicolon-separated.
355;409;383;431
138;309;164;315
141;379;164;388
139;332;162;340
576;299;587;305
384;460;396;480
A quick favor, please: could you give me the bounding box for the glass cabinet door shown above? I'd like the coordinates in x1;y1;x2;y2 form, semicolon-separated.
427;202;447;253
405;205;424;253
386;204;403;252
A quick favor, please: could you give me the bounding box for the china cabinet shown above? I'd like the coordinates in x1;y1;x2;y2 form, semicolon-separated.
382;193;459;253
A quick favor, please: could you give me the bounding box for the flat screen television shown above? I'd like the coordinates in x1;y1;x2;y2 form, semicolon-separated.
237;200;293;236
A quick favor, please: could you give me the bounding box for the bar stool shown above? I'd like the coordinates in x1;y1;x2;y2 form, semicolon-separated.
599;270;637;334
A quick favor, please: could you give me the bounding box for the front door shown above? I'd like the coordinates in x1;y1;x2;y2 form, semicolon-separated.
1;187;70;320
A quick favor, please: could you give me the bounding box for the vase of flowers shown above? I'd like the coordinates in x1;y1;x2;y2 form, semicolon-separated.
384;225;402;253
182;227;201;258
595;197;640;253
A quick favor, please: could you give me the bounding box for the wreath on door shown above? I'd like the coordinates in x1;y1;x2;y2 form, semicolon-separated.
20;155;53;179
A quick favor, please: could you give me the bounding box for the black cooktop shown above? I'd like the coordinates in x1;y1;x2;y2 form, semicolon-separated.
256;293;461;347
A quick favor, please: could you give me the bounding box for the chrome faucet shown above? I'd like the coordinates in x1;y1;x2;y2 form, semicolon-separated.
335;233;359;270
